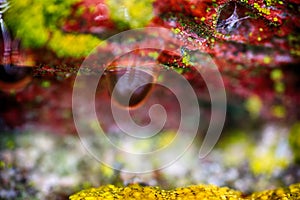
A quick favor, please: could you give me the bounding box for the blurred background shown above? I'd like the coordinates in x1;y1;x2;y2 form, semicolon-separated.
0;0;300;199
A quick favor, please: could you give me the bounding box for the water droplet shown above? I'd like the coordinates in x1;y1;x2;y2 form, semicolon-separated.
106;66;157;109
0;65;32;92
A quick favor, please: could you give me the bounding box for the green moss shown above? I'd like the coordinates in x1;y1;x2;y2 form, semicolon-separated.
219;130;249;146
263;0;283;6
6;1;49;48
5;0;101;57
270;69;285;94
0;132;16;150
100;165;114;178
0;161;5;169
287;28;300;50
274;82;285;93
48;31;100;58
270;69;283;81
271;105;286;118
148;51;159;59
263;56;271;64
106;0;155;29
41;80;51;88
253;3;271;15
172;28;181;34
245;95;262;118
289;122;300;164
181;53;191;66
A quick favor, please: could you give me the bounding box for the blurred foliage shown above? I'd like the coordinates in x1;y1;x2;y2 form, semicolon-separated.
0;131;16;150
5;0;101;58
218;127;290;176
106;0;154;29
217;130;253;166
289;122;300;164
249;145;289;176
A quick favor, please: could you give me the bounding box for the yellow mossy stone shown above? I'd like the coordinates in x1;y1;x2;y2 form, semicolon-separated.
70;183;300;200
248;183;300;200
